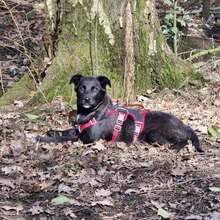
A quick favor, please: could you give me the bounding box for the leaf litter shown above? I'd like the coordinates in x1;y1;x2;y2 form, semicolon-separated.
0;84;220;219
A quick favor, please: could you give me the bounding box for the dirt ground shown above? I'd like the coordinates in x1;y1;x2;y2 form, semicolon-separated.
1;0;220;219
0;83;220;220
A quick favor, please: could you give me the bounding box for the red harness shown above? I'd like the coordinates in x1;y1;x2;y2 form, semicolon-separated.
77;117;97;133
76;106;150;143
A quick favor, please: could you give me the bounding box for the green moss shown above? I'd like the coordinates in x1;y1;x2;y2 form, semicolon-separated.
95;23;123;98
0;0;203;107
34;0;124;105
0;75;33;107
134;0;152;91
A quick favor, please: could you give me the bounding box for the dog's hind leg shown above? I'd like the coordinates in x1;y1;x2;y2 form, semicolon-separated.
187;126;203;152
169;141;188;152
144;131;169;145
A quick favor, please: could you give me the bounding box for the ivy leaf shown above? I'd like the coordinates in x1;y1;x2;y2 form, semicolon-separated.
26;9;36;21
51;195;71;205
209;187;220;192
158;207;171;219
165;13;174;21
164;0;173;6
183;14;191;21
24;113;40;120
171;27;178;34
208;126;220;140
178;19;186;27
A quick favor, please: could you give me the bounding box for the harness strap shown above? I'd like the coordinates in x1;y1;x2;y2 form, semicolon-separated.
133;121;143;143
112;109;128;142
75;107;150;143
132;110;149;142
77;117;97;133
110;107;150;143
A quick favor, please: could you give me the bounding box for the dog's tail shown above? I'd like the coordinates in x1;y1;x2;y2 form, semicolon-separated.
187;126;204;152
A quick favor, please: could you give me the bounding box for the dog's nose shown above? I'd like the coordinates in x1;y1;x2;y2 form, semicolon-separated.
84;97;90;102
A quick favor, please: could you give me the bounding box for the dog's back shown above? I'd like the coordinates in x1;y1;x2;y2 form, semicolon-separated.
141;111;203;152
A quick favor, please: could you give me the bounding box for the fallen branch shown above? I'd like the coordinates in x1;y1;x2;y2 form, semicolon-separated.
0;66;5;94
186;46;220;61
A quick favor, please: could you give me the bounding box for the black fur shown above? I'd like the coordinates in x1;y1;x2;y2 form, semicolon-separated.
36;74;203;152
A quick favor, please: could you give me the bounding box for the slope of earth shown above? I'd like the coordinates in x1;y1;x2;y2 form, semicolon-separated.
0;84;220;220
0;0;44;92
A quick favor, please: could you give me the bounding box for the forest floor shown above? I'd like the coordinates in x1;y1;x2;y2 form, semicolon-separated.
0;82;220;220
1;0;220;220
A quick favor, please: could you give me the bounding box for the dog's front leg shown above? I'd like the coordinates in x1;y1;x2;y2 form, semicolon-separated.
36;128;79;143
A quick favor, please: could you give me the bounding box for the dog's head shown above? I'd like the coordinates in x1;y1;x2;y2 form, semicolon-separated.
70;74;111;111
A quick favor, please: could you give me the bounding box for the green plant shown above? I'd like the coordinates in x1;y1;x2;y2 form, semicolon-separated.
161;0;191;55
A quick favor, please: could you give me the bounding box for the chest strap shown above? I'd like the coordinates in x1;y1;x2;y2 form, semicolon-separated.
77;117;97;133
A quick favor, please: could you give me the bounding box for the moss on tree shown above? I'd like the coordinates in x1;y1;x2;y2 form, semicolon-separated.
0;0;202;107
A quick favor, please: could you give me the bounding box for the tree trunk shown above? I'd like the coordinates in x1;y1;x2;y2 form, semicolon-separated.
123;1;135;103
202;0;210;21
0;0;200;106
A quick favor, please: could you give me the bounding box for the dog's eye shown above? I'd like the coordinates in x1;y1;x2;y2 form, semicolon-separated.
78;86;85;93
91;86;99;92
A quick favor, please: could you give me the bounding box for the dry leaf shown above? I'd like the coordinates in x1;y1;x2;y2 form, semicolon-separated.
92;141;106;151
1;204;23;215
64;207;77;218
124;188;139;195
0;178;15;189
91;198;114;207
171;167;186;176
95;189;112;198
10;140;25;156
58;183;72;193
29;204;44;215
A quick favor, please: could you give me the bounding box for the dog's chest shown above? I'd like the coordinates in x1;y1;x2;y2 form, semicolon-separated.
78;116;115;143
76;106;150;144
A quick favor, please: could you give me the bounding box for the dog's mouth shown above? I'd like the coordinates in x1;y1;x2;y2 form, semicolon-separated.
80;100;104;111
79;101;95;110
82;104;92;109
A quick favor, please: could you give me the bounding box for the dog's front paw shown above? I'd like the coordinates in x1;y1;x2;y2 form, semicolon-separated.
35;135;48;143
46;130;61;137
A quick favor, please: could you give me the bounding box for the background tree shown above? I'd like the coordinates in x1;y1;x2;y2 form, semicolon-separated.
202;0;210;21
0;0;200;106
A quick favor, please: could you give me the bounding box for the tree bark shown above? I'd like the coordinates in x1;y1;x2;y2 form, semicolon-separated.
123;1;135;103
202;0;210;21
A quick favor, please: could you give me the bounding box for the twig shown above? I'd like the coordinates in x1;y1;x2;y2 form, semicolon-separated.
89;20;94;75
94;7;98;75
178;49;197;56
2;36;38;59
1;38;39;74
26;67;49;105
0;65;5;94
187;46;220;61
173;0;178;56
1;0;27;52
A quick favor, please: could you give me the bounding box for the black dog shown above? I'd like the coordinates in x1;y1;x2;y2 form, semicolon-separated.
36;74;203;152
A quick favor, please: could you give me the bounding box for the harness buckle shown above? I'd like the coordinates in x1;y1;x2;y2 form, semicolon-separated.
75;124;81;132
90;118;97;125
134;121;143;135
114;124;122;131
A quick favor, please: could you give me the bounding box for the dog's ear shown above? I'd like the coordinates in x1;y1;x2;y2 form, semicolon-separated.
70;74;83;86
97;76;111;89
